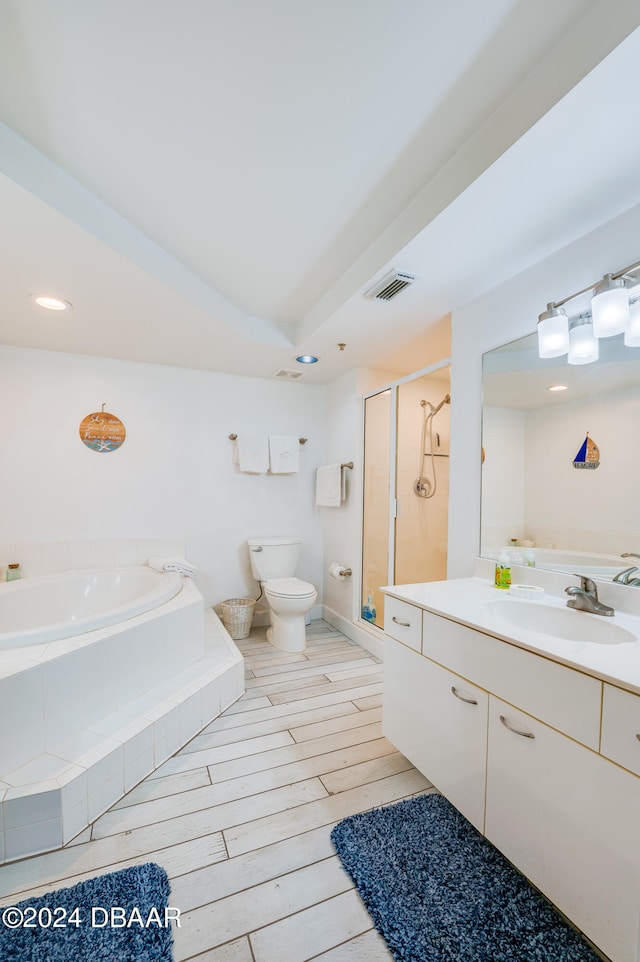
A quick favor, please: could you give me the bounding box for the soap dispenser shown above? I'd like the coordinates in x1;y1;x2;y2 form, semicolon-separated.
494;552;511;589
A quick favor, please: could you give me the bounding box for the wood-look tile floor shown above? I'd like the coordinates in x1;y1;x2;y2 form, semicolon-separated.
0;620;433;961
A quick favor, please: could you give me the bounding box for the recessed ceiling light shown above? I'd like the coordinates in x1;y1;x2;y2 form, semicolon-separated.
32;295;72;311
548;384;568;392
296;355;319;364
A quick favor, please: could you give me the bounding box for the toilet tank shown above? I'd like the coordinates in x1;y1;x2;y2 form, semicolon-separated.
248;537;300;581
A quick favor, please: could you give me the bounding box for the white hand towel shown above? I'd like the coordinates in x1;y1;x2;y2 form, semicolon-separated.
269;435;300;473
234;434;270;473
148;557;198;577
316;463;344;507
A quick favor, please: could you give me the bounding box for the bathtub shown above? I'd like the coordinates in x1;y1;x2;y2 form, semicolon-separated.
0;566;183;649
0;569;245;864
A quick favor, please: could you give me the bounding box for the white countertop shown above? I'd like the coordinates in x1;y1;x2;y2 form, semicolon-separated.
383;577;640;695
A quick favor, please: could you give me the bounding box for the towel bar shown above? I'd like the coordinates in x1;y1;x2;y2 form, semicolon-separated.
341;462;354;469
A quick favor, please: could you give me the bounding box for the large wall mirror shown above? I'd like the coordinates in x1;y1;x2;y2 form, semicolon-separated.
481;331;640;582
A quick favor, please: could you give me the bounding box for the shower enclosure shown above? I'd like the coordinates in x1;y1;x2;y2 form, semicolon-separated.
361;364;451;630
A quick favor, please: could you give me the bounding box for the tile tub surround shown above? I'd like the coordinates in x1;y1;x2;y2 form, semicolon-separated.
0;538;186;581
0;582;244;863
0;621;423;962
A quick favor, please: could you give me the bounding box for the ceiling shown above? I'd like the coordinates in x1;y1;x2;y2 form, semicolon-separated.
1;1;640;384
483;332;640;409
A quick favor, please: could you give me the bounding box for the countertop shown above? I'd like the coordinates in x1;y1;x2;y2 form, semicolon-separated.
382;577;640;695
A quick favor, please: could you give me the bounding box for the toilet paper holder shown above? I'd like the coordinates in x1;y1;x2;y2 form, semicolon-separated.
329;562;352;579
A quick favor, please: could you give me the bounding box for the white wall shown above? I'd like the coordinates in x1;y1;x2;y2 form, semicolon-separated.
449;199;640;577
0;345;325;608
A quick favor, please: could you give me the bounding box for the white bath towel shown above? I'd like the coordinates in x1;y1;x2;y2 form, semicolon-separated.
269;435;300;473
233;434;270;473
315;463;345;507
148;556;198;577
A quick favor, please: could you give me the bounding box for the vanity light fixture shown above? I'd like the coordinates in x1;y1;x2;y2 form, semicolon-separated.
537;256;640;362
537;303;569;357
567;315;599;366
624;298;640;347
591;274;630;337
295;355;319;364
548;384;568;392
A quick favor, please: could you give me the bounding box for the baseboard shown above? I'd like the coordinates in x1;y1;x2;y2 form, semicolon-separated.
322;605;384;660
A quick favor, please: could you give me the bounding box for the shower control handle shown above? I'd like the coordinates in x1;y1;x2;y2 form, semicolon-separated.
391;616;411;627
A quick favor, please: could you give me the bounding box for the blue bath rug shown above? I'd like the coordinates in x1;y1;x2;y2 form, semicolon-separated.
0;862;174;962
331;793;601;962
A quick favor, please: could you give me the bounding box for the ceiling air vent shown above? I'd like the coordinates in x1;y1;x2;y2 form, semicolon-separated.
365;269;420;301
272;368;304;380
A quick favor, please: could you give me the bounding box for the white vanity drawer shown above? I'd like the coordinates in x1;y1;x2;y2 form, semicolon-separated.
384;597;422;651
601;684;640;777
422;610;602;749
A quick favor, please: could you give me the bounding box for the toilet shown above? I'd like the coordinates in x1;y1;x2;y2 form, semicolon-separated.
247;537;317;652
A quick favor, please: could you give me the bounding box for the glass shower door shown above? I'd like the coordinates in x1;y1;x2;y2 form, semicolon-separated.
361;390;391;629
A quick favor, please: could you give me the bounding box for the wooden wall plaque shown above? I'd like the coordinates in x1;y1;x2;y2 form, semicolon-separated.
79;407;126;453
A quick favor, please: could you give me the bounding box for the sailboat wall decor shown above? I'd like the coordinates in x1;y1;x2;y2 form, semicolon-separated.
573;432;600;470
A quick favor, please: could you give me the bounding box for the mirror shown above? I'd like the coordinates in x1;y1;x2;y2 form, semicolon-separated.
481;331;640;582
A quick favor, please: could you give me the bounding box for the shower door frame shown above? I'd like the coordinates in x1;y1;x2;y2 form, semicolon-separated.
359;357;452;630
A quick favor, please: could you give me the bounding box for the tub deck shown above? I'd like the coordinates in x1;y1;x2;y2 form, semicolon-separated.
0;600;244;863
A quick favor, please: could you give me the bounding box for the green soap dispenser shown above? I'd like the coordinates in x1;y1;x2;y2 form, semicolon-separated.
494;551;511;589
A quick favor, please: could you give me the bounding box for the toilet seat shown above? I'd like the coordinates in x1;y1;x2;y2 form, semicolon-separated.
265;577;316;599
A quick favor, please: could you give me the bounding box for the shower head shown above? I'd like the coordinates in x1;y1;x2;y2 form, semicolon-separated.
432;393;451;415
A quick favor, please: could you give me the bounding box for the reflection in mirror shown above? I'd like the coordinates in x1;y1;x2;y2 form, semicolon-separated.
481;332;640;583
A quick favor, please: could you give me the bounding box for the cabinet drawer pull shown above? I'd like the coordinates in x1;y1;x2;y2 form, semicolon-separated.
451;686;478;705
392;616;411;627
499;714;535;739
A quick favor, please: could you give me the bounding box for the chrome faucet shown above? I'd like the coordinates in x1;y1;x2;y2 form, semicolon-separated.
565;575;615;616
613;551;640;585
613;553;640;586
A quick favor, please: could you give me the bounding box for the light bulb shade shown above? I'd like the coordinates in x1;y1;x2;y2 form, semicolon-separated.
568;315;599;365
591;274;629;337
624;299;640;347
537;304;569;358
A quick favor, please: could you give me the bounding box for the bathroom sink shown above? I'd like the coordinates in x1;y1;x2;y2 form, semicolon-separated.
482;600;636;645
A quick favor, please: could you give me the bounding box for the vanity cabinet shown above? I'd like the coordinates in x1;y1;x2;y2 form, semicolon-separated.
384;596;422;651
601;683;640;777
384;636;487;830
486;696;640;962
383;599;640;962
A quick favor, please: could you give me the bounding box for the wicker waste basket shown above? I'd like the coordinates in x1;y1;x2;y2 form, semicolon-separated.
220;598;256;640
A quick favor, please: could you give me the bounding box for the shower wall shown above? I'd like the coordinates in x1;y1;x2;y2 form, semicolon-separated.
395;371;450;585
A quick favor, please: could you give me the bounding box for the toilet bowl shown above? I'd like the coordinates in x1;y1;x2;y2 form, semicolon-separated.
247;538;317;652
264;577;317;652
